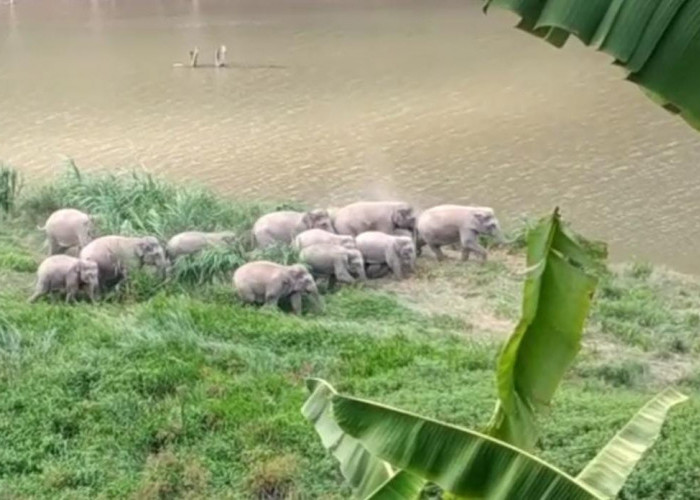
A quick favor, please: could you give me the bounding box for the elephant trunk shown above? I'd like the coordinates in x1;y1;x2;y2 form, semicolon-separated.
308;290;324;313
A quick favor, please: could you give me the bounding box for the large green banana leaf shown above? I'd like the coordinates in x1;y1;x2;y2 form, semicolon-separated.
330;389;603;500
325;383;686;500
484;0;700;131
301;378;394;497
576;388;689;498
487;209;607;449
364;470;426;499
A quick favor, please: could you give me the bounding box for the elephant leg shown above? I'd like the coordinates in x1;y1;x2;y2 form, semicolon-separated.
65;288;77;304
48;237;61;256
28;285;46;303
327;274;338;292
460;232;487;262
264;292;280;309
333;258;355;284
429;244;446;261
289;292;302;315
388;260;403;280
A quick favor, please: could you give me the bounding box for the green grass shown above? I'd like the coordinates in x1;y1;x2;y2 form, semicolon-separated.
1;168;699;498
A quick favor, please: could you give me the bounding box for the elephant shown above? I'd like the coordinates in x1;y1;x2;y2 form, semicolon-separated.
28;255;99;303
355;231;416;280
165;231;237;260
253;209;335;248
38;208;96;256
233;261;321;314
294;228;356;251
300;243;366;289
416;205;504;261
333;201;416;237
79;235;168;290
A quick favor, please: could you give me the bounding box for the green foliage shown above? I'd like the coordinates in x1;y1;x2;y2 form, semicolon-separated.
248;243;301;266
592;266;700;352
1;175;698;498
303;210;687;499
577;388;688;499
21;161;272;239
484;0;700;131
170;246;247;286
0;164;22;216
488;209;606;449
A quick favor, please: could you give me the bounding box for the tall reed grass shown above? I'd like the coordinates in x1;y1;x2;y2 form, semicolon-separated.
21;160;279;239
0;164;22;216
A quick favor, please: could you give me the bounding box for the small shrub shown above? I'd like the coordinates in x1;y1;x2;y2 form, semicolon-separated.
135;450;210;500
0;164;22;216
246;454;299;500
170;246;246;286
627;261;654;280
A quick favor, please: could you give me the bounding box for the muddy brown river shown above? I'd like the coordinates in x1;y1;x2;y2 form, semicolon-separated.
2;0;700;272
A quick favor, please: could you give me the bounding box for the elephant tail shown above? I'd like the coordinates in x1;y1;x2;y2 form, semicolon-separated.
36;224;46;232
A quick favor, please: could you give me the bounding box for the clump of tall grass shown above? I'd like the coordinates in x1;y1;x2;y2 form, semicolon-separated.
21;161;275;240
170;246;247;286
0;164;22;216
248;243;300;266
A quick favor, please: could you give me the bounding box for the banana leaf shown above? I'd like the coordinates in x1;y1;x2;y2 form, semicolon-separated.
487;208;607;450
331;390;603;500
484;0;700;132
364;470;426;500
301;378;394;497
576;388;689;498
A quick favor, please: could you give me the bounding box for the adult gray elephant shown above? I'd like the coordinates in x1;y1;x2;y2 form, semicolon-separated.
300;243;365;289
355;231;416;280
165;231;237;260
416;205;504;261
233;261;321;314
333;201;416;237
79;235;168;290
28;255;99;303
253;209;334;248
38;208;96;255
294;228;356;251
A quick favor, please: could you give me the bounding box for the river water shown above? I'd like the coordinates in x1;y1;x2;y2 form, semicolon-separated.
2;0;700;272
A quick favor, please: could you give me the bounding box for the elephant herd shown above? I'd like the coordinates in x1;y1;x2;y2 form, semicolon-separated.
29;201;504;313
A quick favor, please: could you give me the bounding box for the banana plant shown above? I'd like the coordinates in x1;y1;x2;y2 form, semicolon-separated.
302;209;688;498
483;0;700;131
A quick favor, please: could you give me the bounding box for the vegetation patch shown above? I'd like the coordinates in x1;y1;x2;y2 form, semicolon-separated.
0;169;697;498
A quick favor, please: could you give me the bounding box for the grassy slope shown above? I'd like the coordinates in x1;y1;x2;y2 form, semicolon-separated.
1;169;699;499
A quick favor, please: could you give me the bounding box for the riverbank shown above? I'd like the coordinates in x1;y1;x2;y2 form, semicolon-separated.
0;168;698;498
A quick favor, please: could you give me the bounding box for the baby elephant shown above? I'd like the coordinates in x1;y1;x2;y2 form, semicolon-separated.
39;208;96;256
29;255;99;303
333;201;416;237
416;205;503;261
253;209;334;248
355;231;416;280
234;261;321;314
300;243;366;289
294;228;356;251
166;231;237;260
80;235;168;290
